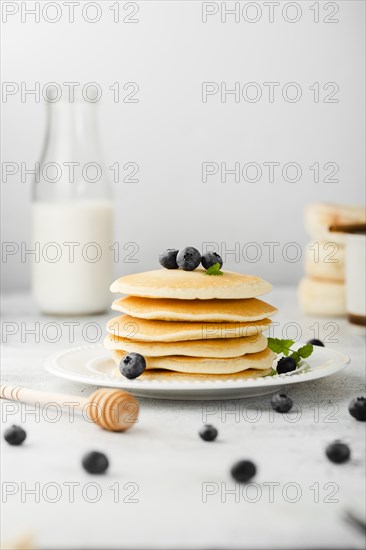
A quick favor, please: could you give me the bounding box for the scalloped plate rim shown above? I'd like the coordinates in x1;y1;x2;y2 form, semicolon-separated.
45;343;350;396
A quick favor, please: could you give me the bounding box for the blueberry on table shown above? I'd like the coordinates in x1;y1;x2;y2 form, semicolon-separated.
199;424;218;442
176;247;201;271
159;249;179;269
82;451;109;474
326;441;350;464
348;397;366;421
4;425;26;446
276;356;297;374
120;352;146;379
307;339;324;347
231;460;256;483
201;252;223;270
270;393;293;413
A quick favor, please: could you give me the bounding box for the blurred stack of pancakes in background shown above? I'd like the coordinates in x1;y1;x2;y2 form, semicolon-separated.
298;203;366;316
105;269;277;381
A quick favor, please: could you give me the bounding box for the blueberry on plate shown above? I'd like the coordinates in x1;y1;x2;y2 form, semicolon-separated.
201;252;223;270
159;249;179;269
348;397;366;421
120;353;146;379
4;425;27;446
307;339;324;347
231;460;256;483
199;424;218;442
176;247;201;271
276;356;297;374
270;393;293;413
325;441;350;464
82;451;109;474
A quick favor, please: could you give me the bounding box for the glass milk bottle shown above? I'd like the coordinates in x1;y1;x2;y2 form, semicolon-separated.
32;99;114;315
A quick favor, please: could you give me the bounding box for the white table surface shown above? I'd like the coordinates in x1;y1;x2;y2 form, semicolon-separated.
1;288;365;550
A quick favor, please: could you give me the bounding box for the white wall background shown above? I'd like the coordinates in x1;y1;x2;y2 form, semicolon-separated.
1;0;365;291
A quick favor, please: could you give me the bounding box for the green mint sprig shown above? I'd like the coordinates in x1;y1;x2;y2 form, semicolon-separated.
204;262;223;276
267;338;313;366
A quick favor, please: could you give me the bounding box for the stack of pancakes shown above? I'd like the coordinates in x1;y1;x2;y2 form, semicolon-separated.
299;203;366;316
105;269;277;381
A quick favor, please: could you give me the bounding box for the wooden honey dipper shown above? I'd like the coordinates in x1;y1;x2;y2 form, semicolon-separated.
0;384;139;432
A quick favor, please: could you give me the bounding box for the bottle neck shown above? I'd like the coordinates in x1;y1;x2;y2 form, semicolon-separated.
45;101;100;159
34;100;112;202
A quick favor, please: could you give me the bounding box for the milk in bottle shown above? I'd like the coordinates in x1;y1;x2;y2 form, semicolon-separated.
32;98;114;314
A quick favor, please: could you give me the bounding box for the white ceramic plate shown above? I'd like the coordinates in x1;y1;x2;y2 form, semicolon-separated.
45;344;350;400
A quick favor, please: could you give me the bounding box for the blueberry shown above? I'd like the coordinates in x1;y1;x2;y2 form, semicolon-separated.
120;352;146;379
159;249;179;269
201;252;223;270
4;425;26;446
82;451;109;474
270;393;293;413
199;424;218;442
176;247;201;271
276;356;297;374
348;397;366;421
231;460;256;483
325;441;350;464
307;339;324;347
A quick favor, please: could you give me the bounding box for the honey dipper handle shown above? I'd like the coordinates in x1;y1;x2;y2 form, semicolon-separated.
0;384;87;411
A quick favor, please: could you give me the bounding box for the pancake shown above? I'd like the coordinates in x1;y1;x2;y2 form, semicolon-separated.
111;347;276;374
305;203;366;245
112;366;273;382
298;276;346;316
110;268;272;300
107;315;271;342
304;241;345;282
111;295;277;322
105;333;268;358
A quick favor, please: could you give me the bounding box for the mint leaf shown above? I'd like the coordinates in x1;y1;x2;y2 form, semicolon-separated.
267;338;294;354
268;338;314;371
297;344;313;359
267;338;285;353
204;263;223;276
290;351;301;365
281;339;295;355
